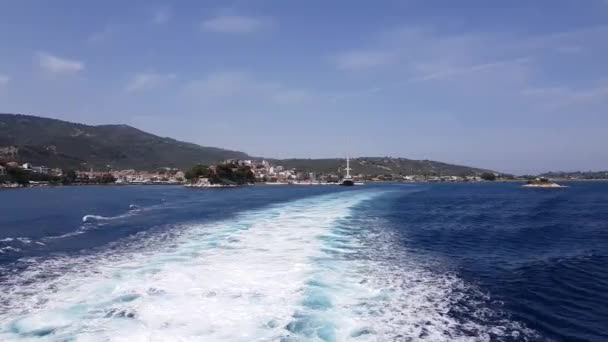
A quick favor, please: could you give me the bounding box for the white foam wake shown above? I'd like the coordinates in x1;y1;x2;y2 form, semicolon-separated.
0;190;382;341
0;189;533;341
287;216;536;341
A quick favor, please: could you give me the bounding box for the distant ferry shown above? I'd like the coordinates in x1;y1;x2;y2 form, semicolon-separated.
339;156;355;186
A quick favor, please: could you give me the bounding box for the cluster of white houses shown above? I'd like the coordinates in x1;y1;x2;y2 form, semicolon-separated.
0;161;186;185
2;158;493;185
0;162;58;176
111;169;185;184
227;159;330;183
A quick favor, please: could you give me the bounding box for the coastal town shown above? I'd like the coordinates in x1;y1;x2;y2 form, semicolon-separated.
2;157;606;189
1;158;500;188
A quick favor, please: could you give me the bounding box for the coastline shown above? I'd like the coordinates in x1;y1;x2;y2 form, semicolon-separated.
3;178;608;190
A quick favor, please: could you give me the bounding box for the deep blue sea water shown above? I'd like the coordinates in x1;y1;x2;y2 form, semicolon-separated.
0;182;607;341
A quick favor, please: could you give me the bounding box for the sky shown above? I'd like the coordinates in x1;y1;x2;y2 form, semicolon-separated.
0;0;607;174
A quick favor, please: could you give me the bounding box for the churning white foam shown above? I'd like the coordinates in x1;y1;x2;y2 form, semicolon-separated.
0;189;532;341
0;191;383;341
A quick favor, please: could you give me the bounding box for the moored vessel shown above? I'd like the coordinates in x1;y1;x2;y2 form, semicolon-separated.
339;156;355;186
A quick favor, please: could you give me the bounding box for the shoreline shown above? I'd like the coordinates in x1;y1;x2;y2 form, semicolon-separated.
3;178;608;190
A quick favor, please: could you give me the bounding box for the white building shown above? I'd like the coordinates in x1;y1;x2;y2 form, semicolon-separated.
32;166;50;174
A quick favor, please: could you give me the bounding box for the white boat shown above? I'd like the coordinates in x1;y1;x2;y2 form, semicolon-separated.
339;156;355;186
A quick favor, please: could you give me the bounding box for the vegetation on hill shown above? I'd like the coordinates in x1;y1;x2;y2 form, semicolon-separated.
0;113;249;170
268;157;491;177
1;113;492;176
539;171;608;180
185;162;255;185
0;164;116;186
480;172;497;181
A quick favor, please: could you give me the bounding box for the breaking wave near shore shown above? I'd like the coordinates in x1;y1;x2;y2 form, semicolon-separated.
0;189;534;341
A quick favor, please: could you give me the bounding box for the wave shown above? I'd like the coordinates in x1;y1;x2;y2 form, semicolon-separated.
0;238;31;244
0;246;21;254
81;214;111;223
0;238;39;254
50;203;149;239
82;203;145;223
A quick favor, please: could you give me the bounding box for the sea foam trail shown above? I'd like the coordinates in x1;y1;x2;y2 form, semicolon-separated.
0;190;382;341
0;189;533;341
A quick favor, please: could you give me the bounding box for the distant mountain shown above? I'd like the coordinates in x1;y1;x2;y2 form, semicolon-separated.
268;157;491;176
0;113;492;175
539;171;608;179
0;113;249;170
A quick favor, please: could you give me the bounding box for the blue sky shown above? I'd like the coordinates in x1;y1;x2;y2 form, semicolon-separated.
0;0;607;174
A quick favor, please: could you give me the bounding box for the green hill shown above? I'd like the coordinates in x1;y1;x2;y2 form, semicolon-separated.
268;157;491;176
1;113;492;175
0;113;249;170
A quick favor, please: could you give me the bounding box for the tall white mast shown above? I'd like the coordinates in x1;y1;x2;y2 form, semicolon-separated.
345;155;352;179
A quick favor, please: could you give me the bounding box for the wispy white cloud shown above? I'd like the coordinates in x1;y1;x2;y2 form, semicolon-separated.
0;74;9;87
330;24;608;110
330;86;383;102
87;25;117;45
410;58;531;82
37;52;84;74
330;58;530;101
127;72;176;92
185;71;312;105
333;25;607;76
554;45;584;54
201;15;270;34
334;50;394;70
153;7;171;25
522;84;608;109
520;86;569;97
515;25;608;52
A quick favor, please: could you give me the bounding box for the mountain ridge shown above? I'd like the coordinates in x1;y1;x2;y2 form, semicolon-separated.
0;113;492;175
0;113;249;170
265;157;491;176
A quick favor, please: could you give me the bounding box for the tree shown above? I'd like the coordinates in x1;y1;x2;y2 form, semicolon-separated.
185;164;210;182
96;174;117;184
234;165;255;185
6;166;29;186
62;169;78;184
213;164;235;184
480;172;497;181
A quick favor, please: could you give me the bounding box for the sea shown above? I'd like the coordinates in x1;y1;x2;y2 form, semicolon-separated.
0;182;607;342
